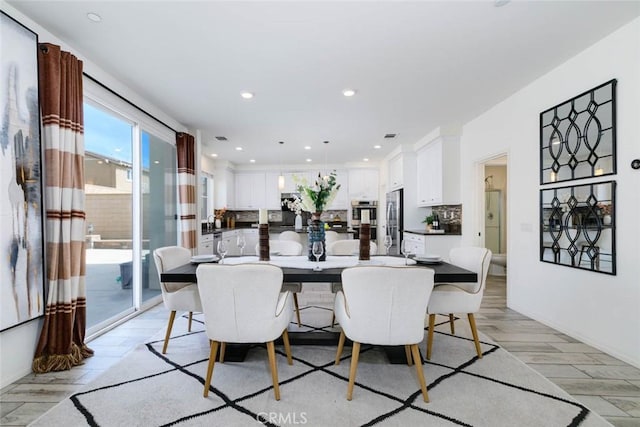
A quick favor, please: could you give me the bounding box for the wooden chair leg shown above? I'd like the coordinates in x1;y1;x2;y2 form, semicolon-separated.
448;313;455;334
426;313;435;360
411;344;429;403
162;311;177;354
467;313;482;359
219;342;226;363
293;293;301;327
346;342;361;401
282;330;293;365
335;330;346;365
188;311;193;332
266;341;281;400
203;340;219;397
405;345;413;366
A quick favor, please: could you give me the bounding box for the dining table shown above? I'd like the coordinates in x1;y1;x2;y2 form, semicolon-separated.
161;255;477;363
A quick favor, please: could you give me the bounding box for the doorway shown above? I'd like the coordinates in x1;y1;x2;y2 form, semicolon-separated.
482;155;508;276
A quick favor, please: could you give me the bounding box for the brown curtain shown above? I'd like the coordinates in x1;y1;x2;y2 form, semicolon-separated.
176;132;196;250
33;43;92;373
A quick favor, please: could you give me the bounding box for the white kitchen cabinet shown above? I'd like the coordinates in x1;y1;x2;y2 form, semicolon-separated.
264;172;282;209
403;231;462;260
214;168;235;209
327;169;348;209
199;233;214;255
388;154;403;190
348;169;379;201
235;172;266;210
416;137;460;207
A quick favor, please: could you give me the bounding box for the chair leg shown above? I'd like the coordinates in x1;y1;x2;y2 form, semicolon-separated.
162;311;177;354
266;341;281;401
331;313;336;327
188;311;193;332
467;313;482;359
219;342;226;363
335;330;346;365
411;344;429;403
426;314;436;360
293;293;301;327
282;330;293;365
405;345;413;366
448;313;455;334
346;342;361;401
203;340;219;397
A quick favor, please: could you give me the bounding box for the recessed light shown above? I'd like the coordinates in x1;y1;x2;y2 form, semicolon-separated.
306;158;312;162
235;147;243;151
240;91;254;99
373;145;381;149
363;158;369;162
211;153;218;157
87;12;102;22
250;159;256;163
153;160;160;164
342;89;356;97
304;146;311;150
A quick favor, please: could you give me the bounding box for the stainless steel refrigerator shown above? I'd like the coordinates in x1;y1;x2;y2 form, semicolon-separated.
385;189;403;255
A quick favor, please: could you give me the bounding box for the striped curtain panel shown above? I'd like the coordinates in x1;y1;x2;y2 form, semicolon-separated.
176;133;196;251
32;43;92;373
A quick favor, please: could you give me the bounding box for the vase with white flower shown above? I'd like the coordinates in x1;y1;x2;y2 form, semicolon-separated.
293;171;341;261
282;195;304;231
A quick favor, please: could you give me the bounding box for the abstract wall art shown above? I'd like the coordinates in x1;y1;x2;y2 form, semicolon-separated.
1;12;45;331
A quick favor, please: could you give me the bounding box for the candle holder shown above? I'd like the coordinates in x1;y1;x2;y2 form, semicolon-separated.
259;224;270;261
359;223;371;261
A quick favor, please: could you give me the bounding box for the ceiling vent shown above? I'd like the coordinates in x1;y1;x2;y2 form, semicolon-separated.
384;133;397;139
215;136;227;141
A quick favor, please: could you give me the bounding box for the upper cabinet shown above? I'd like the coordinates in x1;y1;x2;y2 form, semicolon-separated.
416;136;460;206
264;172;282;209
214;167;235;209
388;154;403;190
235;172;266;209
327;169;349;209
348;169;379;201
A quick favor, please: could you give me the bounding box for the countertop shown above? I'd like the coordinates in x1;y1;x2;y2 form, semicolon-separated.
404;228;462;236
203;224;354;235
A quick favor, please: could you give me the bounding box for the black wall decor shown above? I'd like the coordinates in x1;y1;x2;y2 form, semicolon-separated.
540;80;616;184
540;181;616;275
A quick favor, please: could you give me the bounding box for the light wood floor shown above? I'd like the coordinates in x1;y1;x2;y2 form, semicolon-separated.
1;275;639;426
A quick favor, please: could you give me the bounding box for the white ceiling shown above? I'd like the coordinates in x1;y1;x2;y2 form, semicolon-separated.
7;1;640;167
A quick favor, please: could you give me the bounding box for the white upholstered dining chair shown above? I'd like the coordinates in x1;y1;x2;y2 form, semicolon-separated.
334;266;435;402
196;264;294;400
254;240;304;326
278;230;302;243
426;247;492;360
327;239;377;256
153;246;203;354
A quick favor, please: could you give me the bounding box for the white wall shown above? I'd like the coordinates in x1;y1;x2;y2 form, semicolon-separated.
0;2;187;387
460;18;640;367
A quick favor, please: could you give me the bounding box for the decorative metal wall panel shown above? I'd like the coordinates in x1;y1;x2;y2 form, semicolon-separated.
540;181;615;275
540;80;616;184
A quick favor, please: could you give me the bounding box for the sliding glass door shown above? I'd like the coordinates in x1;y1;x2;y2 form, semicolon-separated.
83;95;177;332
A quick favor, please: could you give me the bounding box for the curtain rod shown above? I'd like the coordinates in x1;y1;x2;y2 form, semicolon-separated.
82;72;179;134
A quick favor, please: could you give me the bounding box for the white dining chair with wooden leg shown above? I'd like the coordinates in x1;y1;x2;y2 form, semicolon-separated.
153;246;203;354
334;266;435;402
426;247;492;361
196;263;294;400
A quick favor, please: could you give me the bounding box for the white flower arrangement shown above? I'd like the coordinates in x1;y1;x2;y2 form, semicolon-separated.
293;171;341;213
282;195;303;215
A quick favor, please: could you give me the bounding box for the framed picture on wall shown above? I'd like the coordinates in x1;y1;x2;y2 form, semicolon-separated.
1;12;45;331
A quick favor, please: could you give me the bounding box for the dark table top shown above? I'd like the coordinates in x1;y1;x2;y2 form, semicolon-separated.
161;256;477;283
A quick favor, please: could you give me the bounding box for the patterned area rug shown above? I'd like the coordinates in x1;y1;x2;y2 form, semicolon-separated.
31;305;610;426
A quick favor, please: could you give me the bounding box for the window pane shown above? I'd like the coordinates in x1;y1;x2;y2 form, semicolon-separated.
84;102;134;327
142;130;177;303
